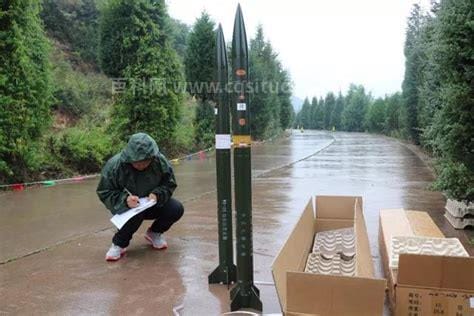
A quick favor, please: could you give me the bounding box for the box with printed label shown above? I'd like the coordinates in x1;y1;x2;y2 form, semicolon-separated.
379;209;474;315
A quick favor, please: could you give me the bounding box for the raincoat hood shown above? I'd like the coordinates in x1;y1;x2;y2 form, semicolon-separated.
120;133;160;163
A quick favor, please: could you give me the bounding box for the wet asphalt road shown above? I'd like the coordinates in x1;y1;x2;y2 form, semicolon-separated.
0;130;472;315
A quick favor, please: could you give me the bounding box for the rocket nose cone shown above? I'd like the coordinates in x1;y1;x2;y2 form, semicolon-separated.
216;26;227;65
216;26;226;52
236;3;242;16
216;25;228;72
217;24;224;42
234;4;245;29
232;4;247;43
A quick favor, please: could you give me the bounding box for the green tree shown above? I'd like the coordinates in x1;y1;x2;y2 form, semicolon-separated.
185;12;217;147
184;11;216;101
323;92;336;130
278;69;294;130
0;0;53;181
330;92;345;130
194;100;215;149
249;25;282;139
425;0;474;201
169;18;189;62
401;4;424;143
342;84;370;132
417;9;441;148
365;98;387;133
384;92;402;135
102;0;184;153
309;97;317;129
298;97;311;129
99;0;171;78
310;97;324;129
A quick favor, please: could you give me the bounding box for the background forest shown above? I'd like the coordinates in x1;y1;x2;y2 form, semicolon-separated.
0;0;472;202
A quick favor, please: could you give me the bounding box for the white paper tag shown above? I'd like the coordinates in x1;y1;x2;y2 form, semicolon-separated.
214;108;218;115
237;103;246;111
470;297;474;308
215;134;231;149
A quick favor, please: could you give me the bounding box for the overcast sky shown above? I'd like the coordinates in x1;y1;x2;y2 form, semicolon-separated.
166;0;429;99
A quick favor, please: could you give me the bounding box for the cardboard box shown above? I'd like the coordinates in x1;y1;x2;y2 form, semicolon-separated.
272;196;386;315
379;209;474;315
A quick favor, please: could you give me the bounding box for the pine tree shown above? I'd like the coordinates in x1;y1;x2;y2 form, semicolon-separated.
298;97;311;129
278;69;294;130
0;0;53;181
184;12;217;147
169;18;190;62
401;4;424;143
99;0;172;78
311;97;324;129
426;0;474;201
417;9;441;147
184;11;216;101
342;84;370;132
249;25;282;139
194;100;215;149
365;98;386;133
384;92;402;135
102;0;184;152
330;92;345;130
309;97;317;129
323;92;336;130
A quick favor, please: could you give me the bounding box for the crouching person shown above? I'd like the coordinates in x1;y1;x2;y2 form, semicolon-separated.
97;133;184;261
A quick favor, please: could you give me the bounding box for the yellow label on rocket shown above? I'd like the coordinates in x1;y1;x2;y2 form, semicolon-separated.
232;135;251;147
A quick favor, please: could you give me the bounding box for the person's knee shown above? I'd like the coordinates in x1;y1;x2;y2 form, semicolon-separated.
171;199;184;221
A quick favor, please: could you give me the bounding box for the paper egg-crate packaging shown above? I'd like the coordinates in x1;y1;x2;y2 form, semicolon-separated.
272;196;386;316
304;227;356;276
445;199;474;229
379;209;474;316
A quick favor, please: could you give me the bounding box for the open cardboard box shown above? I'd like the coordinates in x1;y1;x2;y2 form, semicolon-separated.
379;209;474;315
272;196;386;316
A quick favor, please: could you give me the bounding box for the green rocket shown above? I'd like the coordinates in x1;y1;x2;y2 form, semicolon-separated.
229;4;262;312
208;24;237;285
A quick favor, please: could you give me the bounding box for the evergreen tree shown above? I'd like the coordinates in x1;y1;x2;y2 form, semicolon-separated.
298;97;311;129
184;11;216;101
384;92;402;135
194;100;215;148
342;84;370;132
365;98;386;133
249;25;282;139
330;92;345;130
102;0;184;152
169;18;189;62
309;97;317;129
426;0;474;201
0;0;53;181
185;12;217;147
278;69;294;130
417;10;441;147
323;92;336;130
99;0;171;78
401;4;424;143
311;97;324;129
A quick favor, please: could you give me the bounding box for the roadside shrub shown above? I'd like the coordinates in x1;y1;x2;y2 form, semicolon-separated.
50;127;116;173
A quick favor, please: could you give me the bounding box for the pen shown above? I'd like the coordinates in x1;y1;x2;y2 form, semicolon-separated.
124;187;133;196
124;188;140;204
